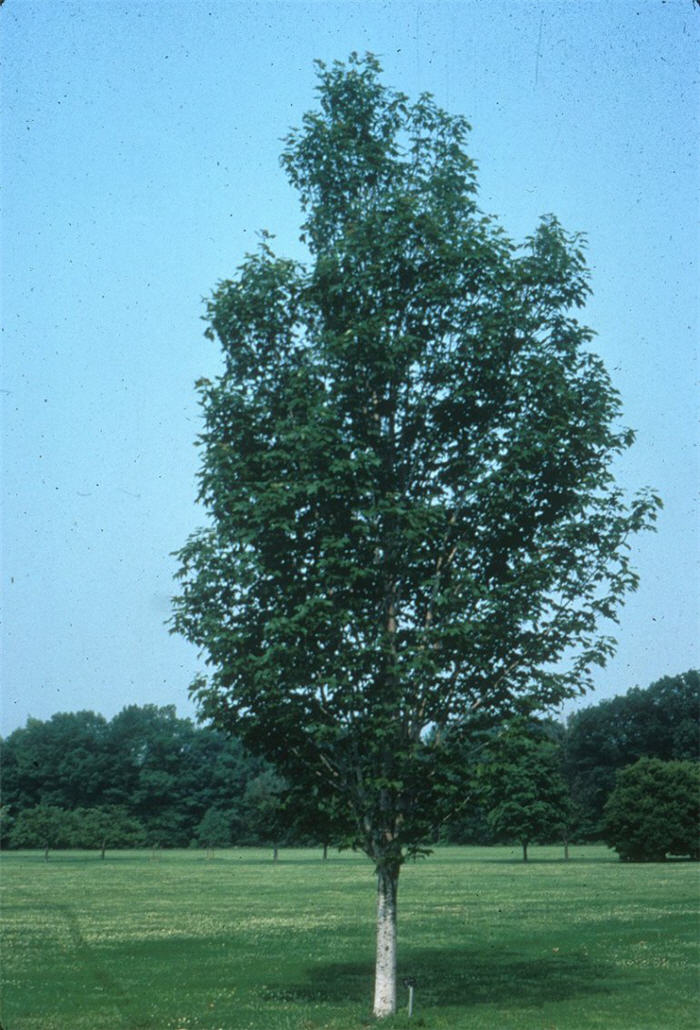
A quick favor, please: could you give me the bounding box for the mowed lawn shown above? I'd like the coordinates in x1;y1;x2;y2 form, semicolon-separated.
1;846;698;1030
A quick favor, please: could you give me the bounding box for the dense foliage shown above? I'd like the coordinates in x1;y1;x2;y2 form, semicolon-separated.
0;705;285;851
603;757;700;861
173;53;659;859
171;53;658;1014
564;669;700;836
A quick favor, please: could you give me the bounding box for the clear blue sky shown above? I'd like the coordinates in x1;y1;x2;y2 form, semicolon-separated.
2;0;698;735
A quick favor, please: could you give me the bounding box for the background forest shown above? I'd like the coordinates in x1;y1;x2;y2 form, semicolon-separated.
2;670;697;856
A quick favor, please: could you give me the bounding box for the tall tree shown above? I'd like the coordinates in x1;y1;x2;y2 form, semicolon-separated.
1;711;112;811
243;769;287;860
107;704;201;845
171;54;659;1016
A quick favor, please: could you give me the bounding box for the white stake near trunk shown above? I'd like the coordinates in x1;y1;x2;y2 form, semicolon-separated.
373;866;399;1017
403;976;417;1017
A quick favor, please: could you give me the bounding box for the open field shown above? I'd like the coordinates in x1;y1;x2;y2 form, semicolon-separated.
1;845;698;1029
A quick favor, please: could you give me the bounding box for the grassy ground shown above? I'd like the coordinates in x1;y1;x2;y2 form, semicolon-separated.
1;845;698;1029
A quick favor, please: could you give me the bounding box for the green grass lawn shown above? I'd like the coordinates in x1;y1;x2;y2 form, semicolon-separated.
1;845;698;1029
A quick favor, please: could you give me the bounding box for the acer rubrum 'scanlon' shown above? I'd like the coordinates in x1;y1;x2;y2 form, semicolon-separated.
171;55;660;1018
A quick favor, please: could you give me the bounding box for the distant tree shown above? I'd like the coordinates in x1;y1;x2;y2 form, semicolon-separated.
478;725;571;861
0;805;14;849
243;769;287;859
279;785;328;855
171;54;658;1015
9;805;75;860
183;726;271;838
107;705;192;807
440;797;494;845
565;670;699;836
196;807;234;850
0;711;112;812
71;806;146;858
108;704;212;845
603;757;700;861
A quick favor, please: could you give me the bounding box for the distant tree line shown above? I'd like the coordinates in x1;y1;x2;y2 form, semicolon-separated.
443;669;699;860
1;671;697;860
0;705;287;855
563;669;699;836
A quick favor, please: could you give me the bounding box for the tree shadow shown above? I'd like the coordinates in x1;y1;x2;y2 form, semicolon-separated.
480;857;615;866
264;946;611;1009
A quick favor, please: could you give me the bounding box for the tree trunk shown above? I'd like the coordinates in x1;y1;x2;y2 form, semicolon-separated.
373;864;399;1018
323;842;328;861
522;841;528;863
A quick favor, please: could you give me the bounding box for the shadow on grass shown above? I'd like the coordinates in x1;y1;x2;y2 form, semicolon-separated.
478;857;616;866
263;947;610;1010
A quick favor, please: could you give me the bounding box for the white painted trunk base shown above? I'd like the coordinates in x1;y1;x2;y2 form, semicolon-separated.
373;867;398;1017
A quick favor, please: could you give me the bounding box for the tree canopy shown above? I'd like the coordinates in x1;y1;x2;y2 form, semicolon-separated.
168;53;660;1015
175;52;657;831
